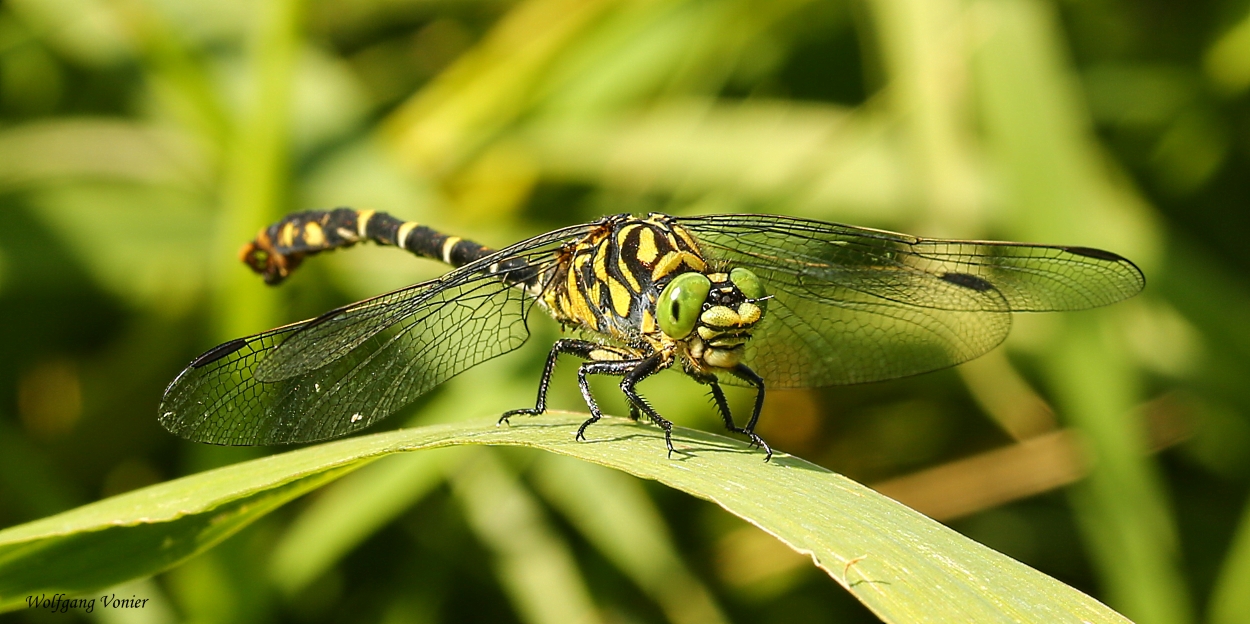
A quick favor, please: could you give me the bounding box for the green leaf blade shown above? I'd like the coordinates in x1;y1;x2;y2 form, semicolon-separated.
0;414;1130;623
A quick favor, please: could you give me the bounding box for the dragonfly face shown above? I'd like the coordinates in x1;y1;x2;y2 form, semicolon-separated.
659;269;768;371
160;208;1145;460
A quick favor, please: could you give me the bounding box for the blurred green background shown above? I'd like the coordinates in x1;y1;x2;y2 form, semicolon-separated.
1;0;1248;622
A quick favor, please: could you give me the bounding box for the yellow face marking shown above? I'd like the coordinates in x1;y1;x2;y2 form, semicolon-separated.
701;306;741;327
637;228;659;264
302;222;326;247
355;209;376;238
279;222;297;247
608;278;631;318
396;221;419;250
708;273;728;282
737;302;762;324
651;251;707;281
441;236;461;264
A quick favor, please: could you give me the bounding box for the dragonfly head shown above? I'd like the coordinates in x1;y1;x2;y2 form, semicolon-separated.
657;268;767;369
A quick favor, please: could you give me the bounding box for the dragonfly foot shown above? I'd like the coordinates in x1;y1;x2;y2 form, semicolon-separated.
576;413;601;441
748;433;773;462
499;407;542;426
734;429;773;461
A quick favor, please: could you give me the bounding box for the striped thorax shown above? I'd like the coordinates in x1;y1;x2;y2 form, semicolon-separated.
540;214;768;373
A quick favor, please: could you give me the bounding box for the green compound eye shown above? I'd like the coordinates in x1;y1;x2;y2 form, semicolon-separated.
730;268;766;304
657;272;712;339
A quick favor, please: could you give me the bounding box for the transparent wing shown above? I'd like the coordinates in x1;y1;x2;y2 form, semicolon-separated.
159;226;587;445
677;214;1145;388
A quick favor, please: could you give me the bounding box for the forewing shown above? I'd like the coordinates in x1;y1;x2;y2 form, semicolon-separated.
159;226;586;445
677;214;1144;388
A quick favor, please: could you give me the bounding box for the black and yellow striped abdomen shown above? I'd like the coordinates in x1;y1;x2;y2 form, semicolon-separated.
540;214;708;342
241;208;502;285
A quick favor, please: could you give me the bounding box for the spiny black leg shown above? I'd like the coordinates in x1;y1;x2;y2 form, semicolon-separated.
573;359;642;441
695;375;737;433
500;339;598;425
728;364;772;461
619;353;677;457
732;364;766;433
692;372;770;460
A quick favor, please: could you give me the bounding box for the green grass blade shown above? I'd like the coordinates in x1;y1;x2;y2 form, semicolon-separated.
0;463;361;610
1209;497;1250;624
532;454;732;624
268;449;454;595
0;413;1131;622
213;0;303;340
970;2;1183;623
450;448;604;624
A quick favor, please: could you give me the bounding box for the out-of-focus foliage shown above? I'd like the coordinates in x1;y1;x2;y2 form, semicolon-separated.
0;0;1246;622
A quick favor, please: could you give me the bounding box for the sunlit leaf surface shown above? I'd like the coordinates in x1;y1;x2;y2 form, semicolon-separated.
0;414;1127;623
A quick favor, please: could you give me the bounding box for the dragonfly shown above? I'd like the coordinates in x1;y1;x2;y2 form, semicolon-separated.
159;209;1145;460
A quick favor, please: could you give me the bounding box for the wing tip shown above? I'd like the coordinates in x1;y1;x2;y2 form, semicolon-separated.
1063;245;1127;262
190;338;250;368
1064;245;1146;286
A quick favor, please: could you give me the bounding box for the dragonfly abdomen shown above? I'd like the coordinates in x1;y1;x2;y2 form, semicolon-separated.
241;208;498;285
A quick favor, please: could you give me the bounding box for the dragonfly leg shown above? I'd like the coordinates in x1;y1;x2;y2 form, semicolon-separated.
705;375;740;430
721;365;772;461
619;352;677;457
572;359;643;441
500;339;599;425
692;374;737;432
